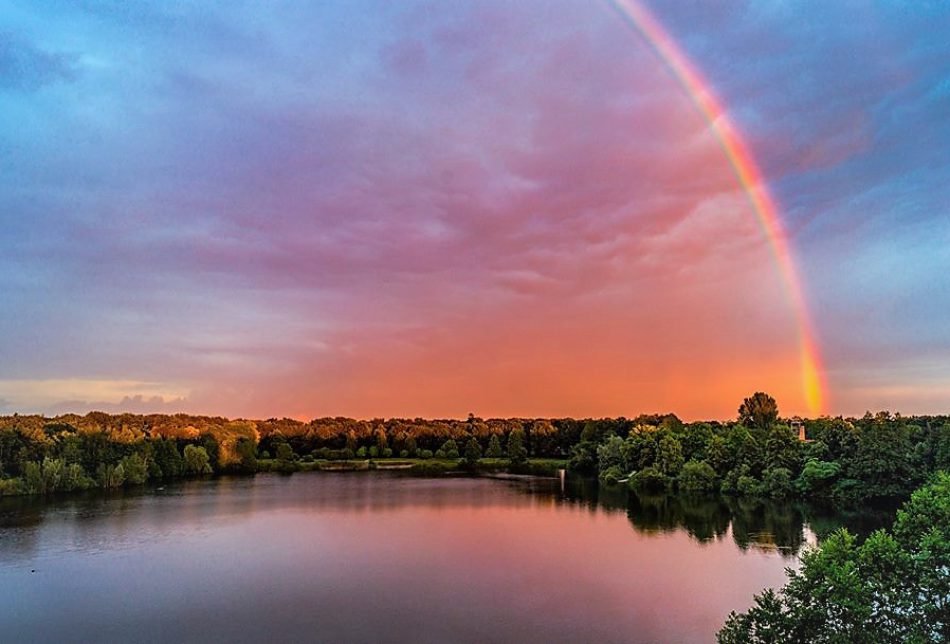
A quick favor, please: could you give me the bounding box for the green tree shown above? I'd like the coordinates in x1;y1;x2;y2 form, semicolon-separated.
121;453;148;485
597;435;627;474
629;466;667;491
762;467;793;498
846;420;915;499
485;434;503;458
440;439;460;459
738;392;779;430
568;441;597;474
678;460;718;493
183;445;212;475
463;437;482;469
719;474;950;642
153;439;183;478
96;462;125;488
236;437;258;472
62;462;92;491
795;459;840;496
655;435;684;477
507;429;528;466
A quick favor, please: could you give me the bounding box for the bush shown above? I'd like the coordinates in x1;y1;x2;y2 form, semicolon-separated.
121;454;148;485
721;466;750;495
506;430;527;465
763;467;793;498
678;460;718;493
599;465;625;486
184;445;213;475
62;463;93;491
417;449;433;460
629;467;667;491
382;448;393;458
356;446;367;458
736;475;764;496
96;463;125;489
440;440;460;460
795;459;840;495
485;434;504;459
568;441;598;474
0;478;22;496
410;461;452;476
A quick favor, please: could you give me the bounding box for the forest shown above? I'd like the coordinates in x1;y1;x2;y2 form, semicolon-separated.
0;393;947;504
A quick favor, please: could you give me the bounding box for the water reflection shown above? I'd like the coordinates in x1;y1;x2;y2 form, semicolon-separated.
556;476;895;557
0;473;899;644
0;473;895;564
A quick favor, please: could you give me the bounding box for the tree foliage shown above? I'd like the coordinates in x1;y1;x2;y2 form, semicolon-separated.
719;473;950;642
738;392;779;430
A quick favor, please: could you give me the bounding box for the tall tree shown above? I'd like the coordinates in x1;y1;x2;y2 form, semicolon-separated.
738;392;779;430
507;429;528;466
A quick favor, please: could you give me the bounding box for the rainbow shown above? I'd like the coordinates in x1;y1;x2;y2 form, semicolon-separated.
607;0;826;415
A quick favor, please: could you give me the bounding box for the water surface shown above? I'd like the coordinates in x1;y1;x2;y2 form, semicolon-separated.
0;473;889;643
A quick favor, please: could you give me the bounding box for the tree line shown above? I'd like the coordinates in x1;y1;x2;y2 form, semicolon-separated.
0;392;947;501
576;392;950;503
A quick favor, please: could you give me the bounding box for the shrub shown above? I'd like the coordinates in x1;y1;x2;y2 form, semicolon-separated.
440;440;460;460
184;445;213;475
736;475;764;496
0;478;22;496
629;467;667;491
96;463;125;489
62;463;93;491
485;434;504;458
795;459;840;495
599;465;625;486
763;467;793;498
121;454;148;485
678;460;718;493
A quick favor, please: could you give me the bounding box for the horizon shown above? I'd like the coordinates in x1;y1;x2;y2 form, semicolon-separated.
2;1;949;419
0;401;942;425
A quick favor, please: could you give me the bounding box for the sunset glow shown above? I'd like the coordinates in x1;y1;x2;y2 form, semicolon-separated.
2;1;948;419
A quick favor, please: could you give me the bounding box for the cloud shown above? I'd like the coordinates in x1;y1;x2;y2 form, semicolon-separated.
40;395;190;417
0;1;947;417
0;380;190;415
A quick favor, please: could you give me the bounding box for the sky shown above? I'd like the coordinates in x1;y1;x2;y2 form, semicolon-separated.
0;0;948;420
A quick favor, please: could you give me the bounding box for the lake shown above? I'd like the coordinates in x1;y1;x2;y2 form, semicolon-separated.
0;472;892;643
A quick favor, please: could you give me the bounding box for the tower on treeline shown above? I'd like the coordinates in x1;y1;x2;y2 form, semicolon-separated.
791;417;806;441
